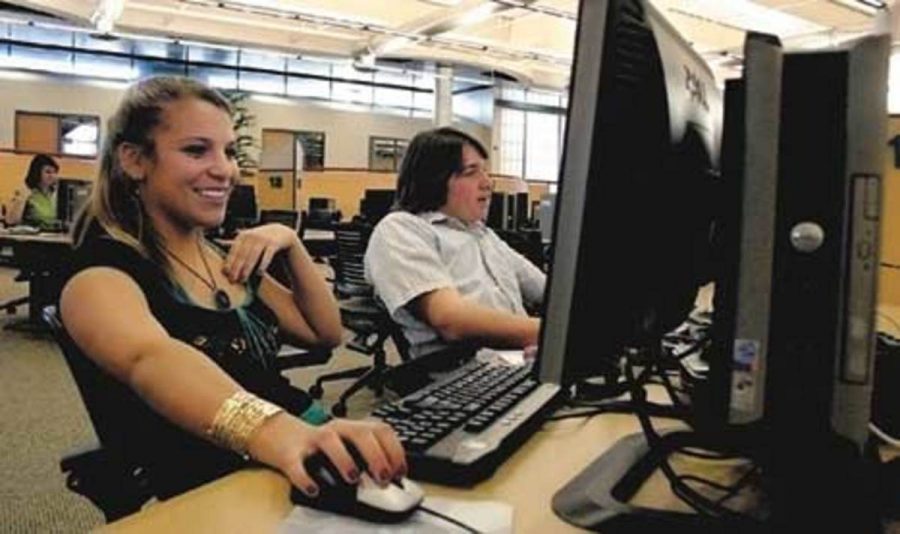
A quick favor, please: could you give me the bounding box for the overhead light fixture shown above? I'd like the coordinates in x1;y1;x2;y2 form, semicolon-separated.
670;0;826;39
418;0;464;6
828;0;885;15
352;51;377;73
91;0;125;34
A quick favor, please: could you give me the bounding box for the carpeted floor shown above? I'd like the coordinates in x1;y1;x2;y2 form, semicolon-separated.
0;265;400;533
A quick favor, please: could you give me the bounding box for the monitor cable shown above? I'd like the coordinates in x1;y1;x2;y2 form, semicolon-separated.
417;504;482;533
623;358;765;522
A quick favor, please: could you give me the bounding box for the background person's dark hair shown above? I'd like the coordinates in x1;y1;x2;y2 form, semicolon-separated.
395;127;488;213
24;154;59;190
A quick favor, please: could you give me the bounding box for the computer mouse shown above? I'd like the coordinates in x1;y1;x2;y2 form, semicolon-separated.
290;451;425;523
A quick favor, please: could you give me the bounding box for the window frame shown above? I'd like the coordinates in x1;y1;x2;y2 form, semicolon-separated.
14;110;101;159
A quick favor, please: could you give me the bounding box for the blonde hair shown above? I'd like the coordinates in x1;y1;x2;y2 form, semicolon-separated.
74;76;233;260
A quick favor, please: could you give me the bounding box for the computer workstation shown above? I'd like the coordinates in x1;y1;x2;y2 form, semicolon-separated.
98;0;895;530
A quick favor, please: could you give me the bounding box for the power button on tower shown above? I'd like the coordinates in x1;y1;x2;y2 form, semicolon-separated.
790;222;825;253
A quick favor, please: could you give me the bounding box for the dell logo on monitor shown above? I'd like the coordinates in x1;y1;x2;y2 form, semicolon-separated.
684;65;709;111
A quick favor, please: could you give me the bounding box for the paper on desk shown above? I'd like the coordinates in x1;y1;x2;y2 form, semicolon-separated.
476;348;526;367
278;496;513;534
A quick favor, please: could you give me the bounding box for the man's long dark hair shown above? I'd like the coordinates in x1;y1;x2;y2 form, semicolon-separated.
395;127;488;213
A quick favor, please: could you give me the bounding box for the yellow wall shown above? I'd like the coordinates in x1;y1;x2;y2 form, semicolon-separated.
253;168;548;220
880;118;900;307
0;151;97;206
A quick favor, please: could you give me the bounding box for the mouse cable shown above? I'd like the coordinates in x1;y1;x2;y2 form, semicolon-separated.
417;505;482;533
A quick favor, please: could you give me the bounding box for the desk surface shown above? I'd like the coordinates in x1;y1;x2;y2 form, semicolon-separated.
104;413;678;534
102;306;900;533
0;229;72;244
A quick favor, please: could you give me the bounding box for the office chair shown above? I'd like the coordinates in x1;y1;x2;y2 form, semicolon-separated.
43;306;155;522
258;209;300;234
0;270;28;315
45;305;331;521
301;207;341;231
308;222;410;417
494;228;547;272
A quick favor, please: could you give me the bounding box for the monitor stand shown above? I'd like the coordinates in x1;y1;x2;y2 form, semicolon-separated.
552;431;766;533
552;428;881;533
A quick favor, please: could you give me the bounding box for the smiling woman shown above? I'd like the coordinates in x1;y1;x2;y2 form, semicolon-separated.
60;76;407;501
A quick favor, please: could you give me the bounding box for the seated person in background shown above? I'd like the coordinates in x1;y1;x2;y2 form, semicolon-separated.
5;153;60;230
365;127;546;360
61;76;405;500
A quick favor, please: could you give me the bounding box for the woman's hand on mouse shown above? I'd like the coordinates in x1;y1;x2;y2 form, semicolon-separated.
247;413;407;497
222;223;305;283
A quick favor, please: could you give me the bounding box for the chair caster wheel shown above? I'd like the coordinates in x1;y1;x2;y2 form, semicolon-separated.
309;384;324;399
331;403;347;417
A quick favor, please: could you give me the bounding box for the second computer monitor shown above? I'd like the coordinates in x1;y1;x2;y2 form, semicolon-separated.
360;189;395;225
56;178;93;229
538;0;723;386
224;184;258;234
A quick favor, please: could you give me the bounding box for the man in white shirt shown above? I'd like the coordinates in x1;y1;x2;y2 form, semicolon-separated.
365;127;545;359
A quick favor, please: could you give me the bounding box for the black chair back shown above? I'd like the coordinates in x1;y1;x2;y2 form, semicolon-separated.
259;209;299;232
43;306;153;521
331;221;374;298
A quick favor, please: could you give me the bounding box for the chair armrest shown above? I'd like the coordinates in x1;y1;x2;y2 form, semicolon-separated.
275;345;332;371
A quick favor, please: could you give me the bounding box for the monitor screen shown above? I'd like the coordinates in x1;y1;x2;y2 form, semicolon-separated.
56;178;93;228
361;189;396;225
486;192;506;229
224;184;257;231
515;192;529;228
309;197;335;211
538;0;722;387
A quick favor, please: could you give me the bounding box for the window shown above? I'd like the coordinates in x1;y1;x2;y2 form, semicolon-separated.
0;23;434;117
296;131;326;171
497;107;524;177
497;106;565;182
15;112;100;157
369;137;408;172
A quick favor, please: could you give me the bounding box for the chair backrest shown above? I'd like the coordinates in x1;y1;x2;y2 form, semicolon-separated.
303;207;340;231
44;306;155;520
43;306;131;455
331;221;374;298
259;209;299;232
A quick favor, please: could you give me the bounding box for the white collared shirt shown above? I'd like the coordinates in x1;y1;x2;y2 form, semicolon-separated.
364;210;546;358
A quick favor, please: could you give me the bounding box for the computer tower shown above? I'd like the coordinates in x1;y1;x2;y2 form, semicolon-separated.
702;33;887;532
487;192;507;229
763;35;887;450
56;178;93;228
504;194;517;229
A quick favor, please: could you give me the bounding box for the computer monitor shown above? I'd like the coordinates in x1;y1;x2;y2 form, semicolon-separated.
223;184;257;235
543;0;889;525
537;193;556;243
538;0;722;387
486;192;506;229
56;178;93;229
360;189;395;225
308;197;335;211
515;192;529;228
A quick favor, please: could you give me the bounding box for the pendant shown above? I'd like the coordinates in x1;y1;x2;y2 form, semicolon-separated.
214;289;232;310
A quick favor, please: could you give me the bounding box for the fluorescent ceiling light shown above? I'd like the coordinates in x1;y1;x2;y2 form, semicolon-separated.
458;3;499;26
419;0;464;6
669;0;827;38
828;0;887;15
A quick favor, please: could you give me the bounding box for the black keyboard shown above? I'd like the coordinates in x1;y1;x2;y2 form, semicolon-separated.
371;357;561;486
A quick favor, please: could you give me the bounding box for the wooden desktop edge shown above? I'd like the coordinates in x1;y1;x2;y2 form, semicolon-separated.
102;413;666;534
101;305;900;534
